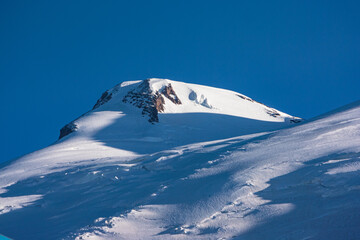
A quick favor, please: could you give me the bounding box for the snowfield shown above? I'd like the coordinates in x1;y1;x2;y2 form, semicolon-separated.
0;79;359;240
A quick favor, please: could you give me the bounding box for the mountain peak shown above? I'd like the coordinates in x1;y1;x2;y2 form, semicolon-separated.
3;79;359;240
59;79;301;139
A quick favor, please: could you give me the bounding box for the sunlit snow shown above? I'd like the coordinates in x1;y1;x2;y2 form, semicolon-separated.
0;79;359;240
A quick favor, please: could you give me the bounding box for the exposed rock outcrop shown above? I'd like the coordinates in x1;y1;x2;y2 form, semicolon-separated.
122;80;183;123
58;78;302;140
154;92;165;113
59;122;77;139
161;84;182;105
236;94;302;122
93;91;113;110
59;80;183;139
290;118;302;123
237;94;254;102
265;109;281;118
122;80;163;123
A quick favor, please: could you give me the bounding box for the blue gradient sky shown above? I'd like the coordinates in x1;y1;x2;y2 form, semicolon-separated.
1;0;359;163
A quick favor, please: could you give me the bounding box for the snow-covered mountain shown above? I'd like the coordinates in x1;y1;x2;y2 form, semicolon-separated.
58;78;300;144
1;79;359;240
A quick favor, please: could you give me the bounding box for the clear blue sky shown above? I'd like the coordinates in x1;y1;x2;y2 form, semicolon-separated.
1;0;359;163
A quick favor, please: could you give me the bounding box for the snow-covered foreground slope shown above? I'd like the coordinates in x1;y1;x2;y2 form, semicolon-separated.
0;79;359;239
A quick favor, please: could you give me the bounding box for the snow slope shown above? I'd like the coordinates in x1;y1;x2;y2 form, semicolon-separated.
0;79;359;239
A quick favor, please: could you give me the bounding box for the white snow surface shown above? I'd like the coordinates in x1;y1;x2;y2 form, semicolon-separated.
0;79;359;240
96;78;294;121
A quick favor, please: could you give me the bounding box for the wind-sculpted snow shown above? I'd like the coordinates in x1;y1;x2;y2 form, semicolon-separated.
70;101;360;240
0;79;358;239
